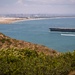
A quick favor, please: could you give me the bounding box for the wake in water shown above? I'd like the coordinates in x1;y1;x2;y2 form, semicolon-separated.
61;34;75;36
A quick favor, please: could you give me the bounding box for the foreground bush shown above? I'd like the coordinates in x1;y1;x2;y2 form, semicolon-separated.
0;48;75;75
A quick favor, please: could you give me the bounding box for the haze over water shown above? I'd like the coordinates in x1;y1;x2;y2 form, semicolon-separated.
0;18;75;52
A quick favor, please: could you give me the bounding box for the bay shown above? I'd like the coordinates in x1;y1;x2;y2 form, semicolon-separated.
0;18;75;52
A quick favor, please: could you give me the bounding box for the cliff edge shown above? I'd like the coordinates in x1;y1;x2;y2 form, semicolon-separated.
0;32;59;56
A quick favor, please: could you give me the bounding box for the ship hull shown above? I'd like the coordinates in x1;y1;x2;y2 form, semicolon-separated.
49;28;75;32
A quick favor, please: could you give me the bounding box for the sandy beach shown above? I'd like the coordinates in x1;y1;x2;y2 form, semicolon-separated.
0;17;48;24
0;17;27;24
0;17;75;24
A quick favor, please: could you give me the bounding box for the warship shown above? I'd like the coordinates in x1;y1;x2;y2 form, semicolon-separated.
49;28;75;32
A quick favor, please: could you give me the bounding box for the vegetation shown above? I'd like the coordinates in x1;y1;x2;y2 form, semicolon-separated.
0;32;75;75
0;48;75;75
0;32;58;55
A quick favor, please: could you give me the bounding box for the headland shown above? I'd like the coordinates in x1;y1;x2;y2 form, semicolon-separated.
0;17;47;24
0;14;75;24
0;17;28;24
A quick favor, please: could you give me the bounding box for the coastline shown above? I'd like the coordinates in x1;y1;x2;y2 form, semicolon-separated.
0;17;26;24
0;17;48;24
14;17;75;23
0;16;75;24
12;18;48;23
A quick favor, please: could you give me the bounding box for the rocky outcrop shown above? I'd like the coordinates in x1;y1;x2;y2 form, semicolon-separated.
0;32;59;56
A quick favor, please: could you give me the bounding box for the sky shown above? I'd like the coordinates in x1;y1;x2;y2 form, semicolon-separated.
0;0;75;14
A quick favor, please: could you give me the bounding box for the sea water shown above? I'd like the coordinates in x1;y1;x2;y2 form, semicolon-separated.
0;18;75;52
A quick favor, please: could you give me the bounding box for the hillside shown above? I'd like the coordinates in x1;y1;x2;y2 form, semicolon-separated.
0;32;75;75
0;32;59;56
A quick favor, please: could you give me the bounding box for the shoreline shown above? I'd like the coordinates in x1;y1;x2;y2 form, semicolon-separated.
12;18;48;23
0;17;48;24
0;17;75;24
0;17;26;24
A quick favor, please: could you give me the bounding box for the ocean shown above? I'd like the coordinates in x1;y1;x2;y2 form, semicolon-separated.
0;18;75;52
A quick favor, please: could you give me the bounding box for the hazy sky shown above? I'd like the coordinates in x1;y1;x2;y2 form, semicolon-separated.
0;0;75;14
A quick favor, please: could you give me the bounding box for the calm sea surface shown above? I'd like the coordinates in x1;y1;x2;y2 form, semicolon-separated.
0;18;75;52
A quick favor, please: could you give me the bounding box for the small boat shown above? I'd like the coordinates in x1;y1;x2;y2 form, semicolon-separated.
49;28;75;32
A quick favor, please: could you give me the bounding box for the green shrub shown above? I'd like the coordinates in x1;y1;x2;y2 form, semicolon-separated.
0;48;75;75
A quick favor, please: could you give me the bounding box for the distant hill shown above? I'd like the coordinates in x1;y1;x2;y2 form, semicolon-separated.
0;32;59;56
